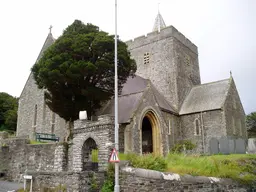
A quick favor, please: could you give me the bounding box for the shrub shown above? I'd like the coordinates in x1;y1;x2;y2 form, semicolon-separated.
126;153;167;172
171;140;196;153
101;164;114;192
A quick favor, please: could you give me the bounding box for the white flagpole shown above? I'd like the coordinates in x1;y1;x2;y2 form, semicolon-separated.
114;0;120;191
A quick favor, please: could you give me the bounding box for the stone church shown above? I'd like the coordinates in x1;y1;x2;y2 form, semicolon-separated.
16;12;247;155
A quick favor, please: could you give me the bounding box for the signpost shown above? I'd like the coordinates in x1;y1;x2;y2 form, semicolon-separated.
23;175;33;192
109;148;120;163
114;0;120;191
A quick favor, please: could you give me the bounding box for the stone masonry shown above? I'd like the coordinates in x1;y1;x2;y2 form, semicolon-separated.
72;115;115;172
120;167;255;192
16;12;247;158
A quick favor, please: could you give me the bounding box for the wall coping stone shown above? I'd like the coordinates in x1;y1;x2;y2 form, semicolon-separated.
122;166;237;185
27;171;106;177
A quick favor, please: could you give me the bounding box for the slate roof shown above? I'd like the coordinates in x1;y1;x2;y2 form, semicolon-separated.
99;75;177;123
179;79;230;115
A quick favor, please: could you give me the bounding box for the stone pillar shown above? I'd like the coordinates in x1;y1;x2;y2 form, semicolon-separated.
54;145;67;172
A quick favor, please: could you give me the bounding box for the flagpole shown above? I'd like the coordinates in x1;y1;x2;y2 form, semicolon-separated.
114;0;120;191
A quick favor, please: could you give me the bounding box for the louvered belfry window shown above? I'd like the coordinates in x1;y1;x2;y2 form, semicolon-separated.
144;52;150;64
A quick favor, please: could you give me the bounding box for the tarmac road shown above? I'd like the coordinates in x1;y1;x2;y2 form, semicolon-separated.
0;180;23;192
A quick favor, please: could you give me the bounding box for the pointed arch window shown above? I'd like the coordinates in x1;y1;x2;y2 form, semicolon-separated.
51;112;56;134
194;118;201;136
33;104;38;130
168;120;171;135
232;116;236;135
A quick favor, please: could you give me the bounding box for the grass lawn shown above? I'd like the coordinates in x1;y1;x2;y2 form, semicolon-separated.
29;140;48;144
166;153;256;184
120;153;256;184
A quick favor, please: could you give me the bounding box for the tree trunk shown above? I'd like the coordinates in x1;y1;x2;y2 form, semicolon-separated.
64;120;74;142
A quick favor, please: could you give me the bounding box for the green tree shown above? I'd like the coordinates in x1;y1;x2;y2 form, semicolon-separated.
246;112;256;137
32;20;136;141
0;92;18;132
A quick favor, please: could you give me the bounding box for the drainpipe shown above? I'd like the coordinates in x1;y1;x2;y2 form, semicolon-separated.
200;112;205;153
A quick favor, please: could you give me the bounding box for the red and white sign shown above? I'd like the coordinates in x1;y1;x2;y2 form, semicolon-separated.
109;148;120;163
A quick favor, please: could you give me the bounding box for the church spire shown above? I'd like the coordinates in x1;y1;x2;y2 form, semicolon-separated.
152;3;166;32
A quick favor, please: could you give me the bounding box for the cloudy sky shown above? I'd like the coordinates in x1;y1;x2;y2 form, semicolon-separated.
0;0;255;114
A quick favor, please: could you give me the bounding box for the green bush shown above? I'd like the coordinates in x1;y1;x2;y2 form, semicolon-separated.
101;164;114;192
171;140;196;153
126;153;167;172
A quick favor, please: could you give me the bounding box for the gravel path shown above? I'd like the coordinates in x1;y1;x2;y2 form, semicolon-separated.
0;180;23;192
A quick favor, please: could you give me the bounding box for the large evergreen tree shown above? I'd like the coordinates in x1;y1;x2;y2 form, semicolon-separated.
246;112;256;137
32;20;136;140
0;92;18;132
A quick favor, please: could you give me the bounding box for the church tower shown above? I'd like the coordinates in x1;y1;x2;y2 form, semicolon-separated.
126;12;201;110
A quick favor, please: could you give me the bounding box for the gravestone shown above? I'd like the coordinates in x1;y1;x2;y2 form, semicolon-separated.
228;139;235;154
247;138;256;154
209;138;219;154
235;138;246;154
219;137;229;154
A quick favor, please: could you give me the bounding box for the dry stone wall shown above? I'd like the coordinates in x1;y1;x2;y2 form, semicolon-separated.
28;171;106;192
120;167;255;192
0;137;66;180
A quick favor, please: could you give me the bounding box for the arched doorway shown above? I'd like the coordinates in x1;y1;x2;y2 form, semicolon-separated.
142;117;153;153
82;138;98;171
141;111;162;155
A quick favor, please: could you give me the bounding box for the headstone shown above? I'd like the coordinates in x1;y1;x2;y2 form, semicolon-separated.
235;138;246;154
247;138;256;154
209;138;219;154
228;139;235;154
219;137;229;154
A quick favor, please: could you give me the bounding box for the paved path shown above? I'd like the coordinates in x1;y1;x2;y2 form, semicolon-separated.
0;180;23;192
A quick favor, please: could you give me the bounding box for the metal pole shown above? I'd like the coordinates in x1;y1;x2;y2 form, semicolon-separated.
114;0;120;191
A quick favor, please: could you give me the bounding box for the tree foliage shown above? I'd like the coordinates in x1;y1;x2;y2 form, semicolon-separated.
246;112;256;137
0;92;18;132
32;20;136;122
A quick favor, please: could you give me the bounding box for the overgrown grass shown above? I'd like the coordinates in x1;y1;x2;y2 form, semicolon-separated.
119;153;256;184
29;140;47;144
120;153;167;172
166;153;256;184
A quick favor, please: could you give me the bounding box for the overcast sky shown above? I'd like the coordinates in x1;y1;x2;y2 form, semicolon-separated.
0;0;255;114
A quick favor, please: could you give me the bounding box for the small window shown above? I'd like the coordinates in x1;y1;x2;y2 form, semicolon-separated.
33;104;37;128
233;97;237;109
194;118;200;136
168;120;171;135
232;116;236;135
184;54;190;66
238;119;242;136
51;112;56;134
143;53;150;64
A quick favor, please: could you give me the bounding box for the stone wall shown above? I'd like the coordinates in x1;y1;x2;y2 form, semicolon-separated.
72;115;115;171
126;25;200;110
120;167;254;192
0;137;66;180
17;74;66;141
223;78;247;138
28;171;106;192
180;110;226;153
123;86;170;155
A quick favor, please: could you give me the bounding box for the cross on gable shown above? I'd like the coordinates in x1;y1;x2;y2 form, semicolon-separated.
49;25;53;33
